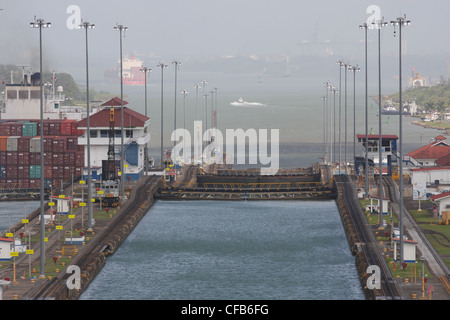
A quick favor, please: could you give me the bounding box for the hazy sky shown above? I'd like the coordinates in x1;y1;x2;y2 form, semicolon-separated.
1;0;449;77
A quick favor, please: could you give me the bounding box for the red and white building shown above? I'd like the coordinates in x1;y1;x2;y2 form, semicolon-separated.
77;97;151;182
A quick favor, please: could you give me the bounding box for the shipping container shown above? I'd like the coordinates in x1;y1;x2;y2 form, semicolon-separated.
6;136;19;151
0;151;6;165
9;123;22;136
17;152;30;165
30;165;41;179
30;137;41;153
17;179;30;189
52;136;66;153
44;166;52;179
29;152;39;165
6;165;18;179
22;122;38;137
6;152;18;165
66;137;78;151
18;136;32;152
0;165;6;178
17;166;30;179
0;136;7;151
0;123;11;136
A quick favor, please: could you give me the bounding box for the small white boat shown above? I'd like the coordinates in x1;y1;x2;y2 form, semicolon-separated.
230;98;265;107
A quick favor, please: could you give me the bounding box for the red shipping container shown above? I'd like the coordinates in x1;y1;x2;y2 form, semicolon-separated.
74;166;82;177
75;152;84;166
44;166;52;179
52;166;63;178
18;136;32;152
43;137;54;152
44;152;53;165
51;137;64;153
29;152;39;165
63;166;74;179
66;137;78;151
17;166;30;179
0;178;5;189
6;179;17;188
0;123;11;136
18;152;30;165
18;179;30;189
10;123;22;136
52;153;63;165
6;152;18;164
0;151;6;165
29;179;39;189
6;165;18;179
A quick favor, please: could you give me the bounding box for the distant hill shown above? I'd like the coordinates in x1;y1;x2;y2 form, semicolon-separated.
387;82;450;112
0;65;115;106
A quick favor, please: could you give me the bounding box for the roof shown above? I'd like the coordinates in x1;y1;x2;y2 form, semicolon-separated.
392;238;418;244
356;134;398;140
410;166;450;172
430;190;450;201
78;106;150;129
100;97;129;107
0;238;13;242
435;152;450;166
406;137;450;160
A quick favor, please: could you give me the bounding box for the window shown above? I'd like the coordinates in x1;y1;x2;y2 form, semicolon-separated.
126;130;133;138
89;130;97;138
100;130;108;138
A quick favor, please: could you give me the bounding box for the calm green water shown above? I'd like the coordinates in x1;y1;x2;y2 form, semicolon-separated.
79;200;365;300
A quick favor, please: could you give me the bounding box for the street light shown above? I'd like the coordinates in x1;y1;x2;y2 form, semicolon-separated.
372;17;388;228
359;22;369;198
113;23;127;201
348;65;360;167
172;60;181;147
79;20;94;232
140;66;151;174
157;63;168;168
343;61;350;173
30;16;51;279
331;86;339;171
213;87;218;129
337;60;345;174
391;15;410;265
180;89;189;163
321;95;327;163
194;83;201;121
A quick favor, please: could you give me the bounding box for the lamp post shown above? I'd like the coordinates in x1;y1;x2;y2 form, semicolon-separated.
359;22;369;198
194;83;200;121
372;17;388;227
343;61;350;174
157;63;168;168
391;15;410;264
172;60;181;147
30;17;51;278
213;87;218;129
180;89;189;163
331;86;339;172
321;95;327;163
337;60;345;174
113;24;127;201
140;66;151;174
348;65;360;169
79;20;94;231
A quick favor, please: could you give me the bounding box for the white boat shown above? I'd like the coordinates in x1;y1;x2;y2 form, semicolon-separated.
230;98;265;107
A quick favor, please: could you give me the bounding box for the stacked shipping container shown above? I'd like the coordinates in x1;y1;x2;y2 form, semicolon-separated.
0;119;84;191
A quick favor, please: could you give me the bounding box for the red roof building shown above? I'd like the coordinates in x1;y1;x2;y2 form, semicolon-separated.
406;136;450;166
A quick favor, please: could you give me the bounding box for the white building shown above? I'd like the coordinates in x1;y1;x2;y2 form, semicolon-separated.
77;97;151;182
410;167;450;194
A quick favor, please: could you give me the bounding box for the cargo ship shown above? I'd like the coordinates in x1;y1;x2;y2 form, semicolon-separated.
0;72;86;200
104;56;146;85
0;119;85;199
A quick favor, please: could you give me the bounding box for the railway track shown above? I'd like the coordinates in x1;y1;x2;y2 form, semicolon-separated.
335;175;404;299
383;177;450;280
24;175;162;300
